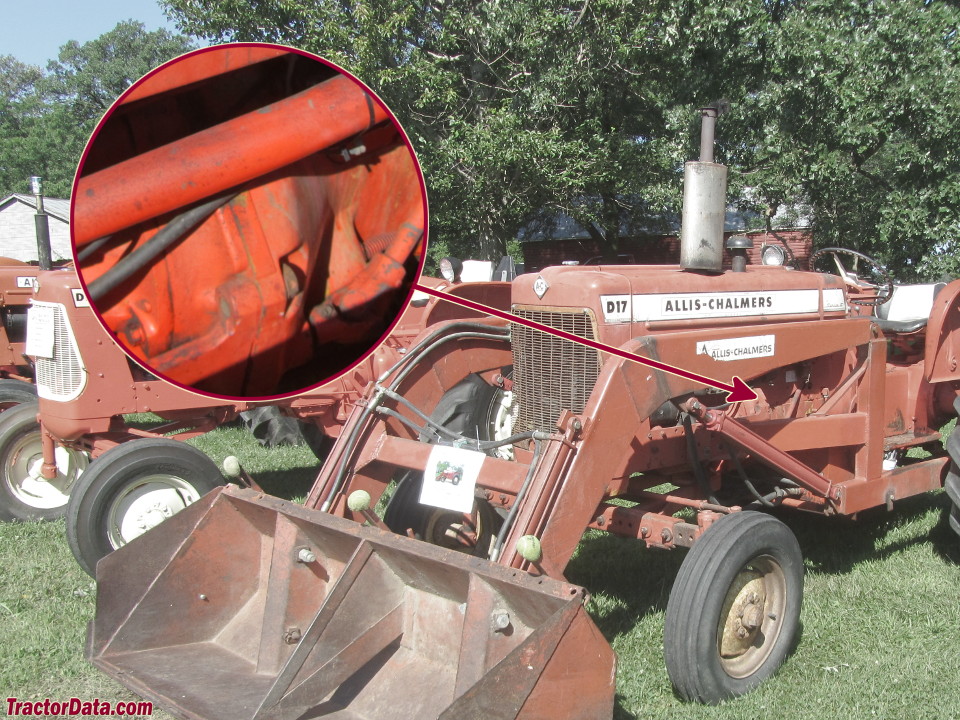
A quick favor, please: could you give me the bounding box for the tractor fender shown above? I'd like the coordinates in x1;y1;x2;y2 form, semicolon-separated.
924;279;960;383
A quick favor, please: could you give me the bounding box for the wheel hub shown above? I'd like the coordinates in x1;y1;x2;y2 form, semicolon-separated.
720;571;766;656
108;476;201;549
7;438;87;509
716;556;788;679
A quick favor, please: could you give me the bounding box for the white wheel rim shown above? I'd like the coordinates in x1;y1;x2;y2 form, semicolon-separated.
5;432;87;509
106;475;201;549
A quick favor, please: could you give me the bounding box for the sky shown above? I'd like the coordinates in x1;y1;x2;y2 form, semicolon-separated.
1;0;185;67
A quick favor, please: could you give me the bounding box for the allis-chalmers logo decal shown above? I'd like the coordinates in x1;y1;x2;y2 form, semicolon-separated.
601;288;845;323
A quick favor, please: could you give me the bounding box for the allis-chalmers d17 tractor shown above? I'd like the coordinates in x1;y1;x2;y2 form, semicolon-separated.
85;109;960;718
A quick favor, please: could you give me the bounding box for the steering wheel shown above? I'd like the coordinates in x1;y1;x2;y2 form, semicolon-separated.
809;247;894;307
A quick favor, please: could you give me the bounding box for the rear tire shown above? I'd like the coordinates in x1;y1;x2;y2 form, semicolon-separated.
0;400;87;521
65;439;224;576
384;373;511;555
944;395;960;538
0;378;36;412
664;511;803;704
240;406;333;459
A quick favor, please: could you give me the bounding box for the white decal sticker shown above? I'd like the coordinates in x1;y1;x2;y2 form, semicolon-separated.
632;289;822;321
16;276;36;289
25;304;56;359
71;288;90;308
822;288;846;311
533;276;549;299
419;445;486;513
600;294;631;323
696;334;776;362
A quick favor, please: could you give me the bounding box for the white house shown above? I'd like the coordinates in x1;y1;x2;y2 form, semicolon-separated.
0;194;71;263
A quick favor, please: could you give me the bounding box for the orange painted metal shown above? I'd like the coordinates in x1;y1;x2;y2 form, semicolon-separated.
72;46;425;397
74;73;389;245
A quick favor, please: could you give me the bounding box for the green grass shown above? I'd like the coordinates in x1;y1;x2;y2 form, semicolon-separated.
2;424;959;719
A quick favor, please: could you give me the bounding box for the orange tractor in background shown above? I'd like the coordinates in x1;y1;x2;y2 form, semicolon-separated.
0;258;39;409
83;107;960;717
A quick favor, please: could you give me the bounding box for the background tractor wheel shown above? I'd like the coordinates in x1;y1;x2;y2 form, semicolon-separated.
0;400;87;521
0;378;36;412
664;511;803;704
240;406;333;459
65;438;225;576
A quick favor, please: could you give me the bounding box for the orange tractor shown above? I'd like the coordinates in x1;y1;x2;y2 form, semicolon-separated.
84;109;960;716
0;258;38;408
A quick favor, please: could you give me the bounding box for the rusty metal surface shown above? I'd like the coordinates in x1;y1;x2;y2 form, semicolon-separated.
89;485;615;720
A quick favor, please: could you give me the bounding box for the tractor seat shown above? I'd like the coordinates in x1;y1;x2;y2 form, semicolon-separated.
873;283;946;333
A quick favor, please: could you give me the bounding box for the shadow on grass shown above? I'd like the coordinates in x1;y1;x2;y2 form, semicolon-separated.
245;465;321;501
772;490;959;572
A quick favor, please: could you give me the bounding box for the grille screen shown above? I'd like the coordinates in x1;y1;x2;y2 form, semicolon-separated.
511;307;602;433
35;305;84;400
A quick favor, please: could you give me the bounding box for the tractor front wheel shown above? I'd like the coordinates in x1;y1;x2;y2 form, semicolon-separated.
66;439;225;576
664;511;803;704
0;400;88;521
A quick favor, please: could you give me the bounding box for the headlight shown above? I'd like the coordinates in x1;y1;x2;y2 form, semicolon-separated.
760;244;787;266
439;257;463;282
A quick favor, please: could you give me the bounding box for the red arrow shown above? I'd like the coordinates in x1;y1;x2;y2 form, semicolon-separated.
414;283;758;403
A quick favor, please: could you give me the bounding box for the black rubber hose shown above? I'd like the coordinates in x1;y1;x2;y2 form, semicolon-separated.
87;193;235;303
682;413;721;506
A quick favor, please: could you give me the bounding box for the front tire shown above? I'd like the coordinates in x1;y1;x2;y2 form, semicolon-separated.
664;511;803;703
0;400;87;521
0;378;36;412
65;438;225;576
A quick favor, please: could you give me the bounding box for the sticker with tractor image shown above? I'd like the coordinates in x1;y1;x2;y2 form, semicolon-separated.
420;445;486;513
696;334;775;361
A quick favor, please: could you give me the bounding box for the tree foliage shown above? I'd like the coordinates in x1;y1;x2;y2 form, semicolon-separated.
0;22;193;199
158;2;960;279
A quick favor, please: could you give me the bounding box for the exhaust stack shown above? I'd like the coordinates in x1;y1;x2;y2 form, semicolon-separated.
680;106;728;273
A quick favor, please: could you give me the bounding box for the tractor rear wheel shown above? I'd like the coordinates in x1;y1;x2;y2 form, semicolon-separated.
664;511;803;704
0;400;88;521
383;373;510;555
65;438;225;576
0;378;36;412
382;471;501;556
945;399;960;538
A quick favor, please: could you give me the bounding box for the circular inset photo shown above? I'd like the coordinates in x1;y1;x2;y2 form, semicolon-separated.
71;43;427;399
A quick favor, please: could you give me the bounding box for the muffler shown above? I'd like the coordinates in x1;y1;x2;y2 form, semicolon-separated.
680;104;729;273
87;485;615;720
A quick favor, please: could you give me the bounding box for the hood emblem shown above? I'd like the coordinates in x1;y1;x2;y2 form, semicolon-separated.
533;275;549;299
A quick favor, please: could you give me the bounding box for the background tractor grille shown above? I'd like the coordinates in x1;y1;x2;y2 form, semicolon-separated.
34;304;85;401
511;307;602;433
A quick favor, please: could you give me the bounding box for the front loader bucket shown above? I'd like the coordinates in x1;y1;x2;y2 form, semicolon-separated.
87;485;615;720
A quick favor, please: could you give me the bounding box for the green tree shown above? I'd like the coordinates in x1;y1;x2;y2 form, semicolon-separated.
163;1;960;279
729;0;960;280
163;0;770;262
0;21;193;199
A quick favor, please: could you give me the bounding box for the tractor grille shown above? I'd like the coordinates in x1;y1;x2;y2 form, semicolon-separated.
33;303;85;401
511;307;602;433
